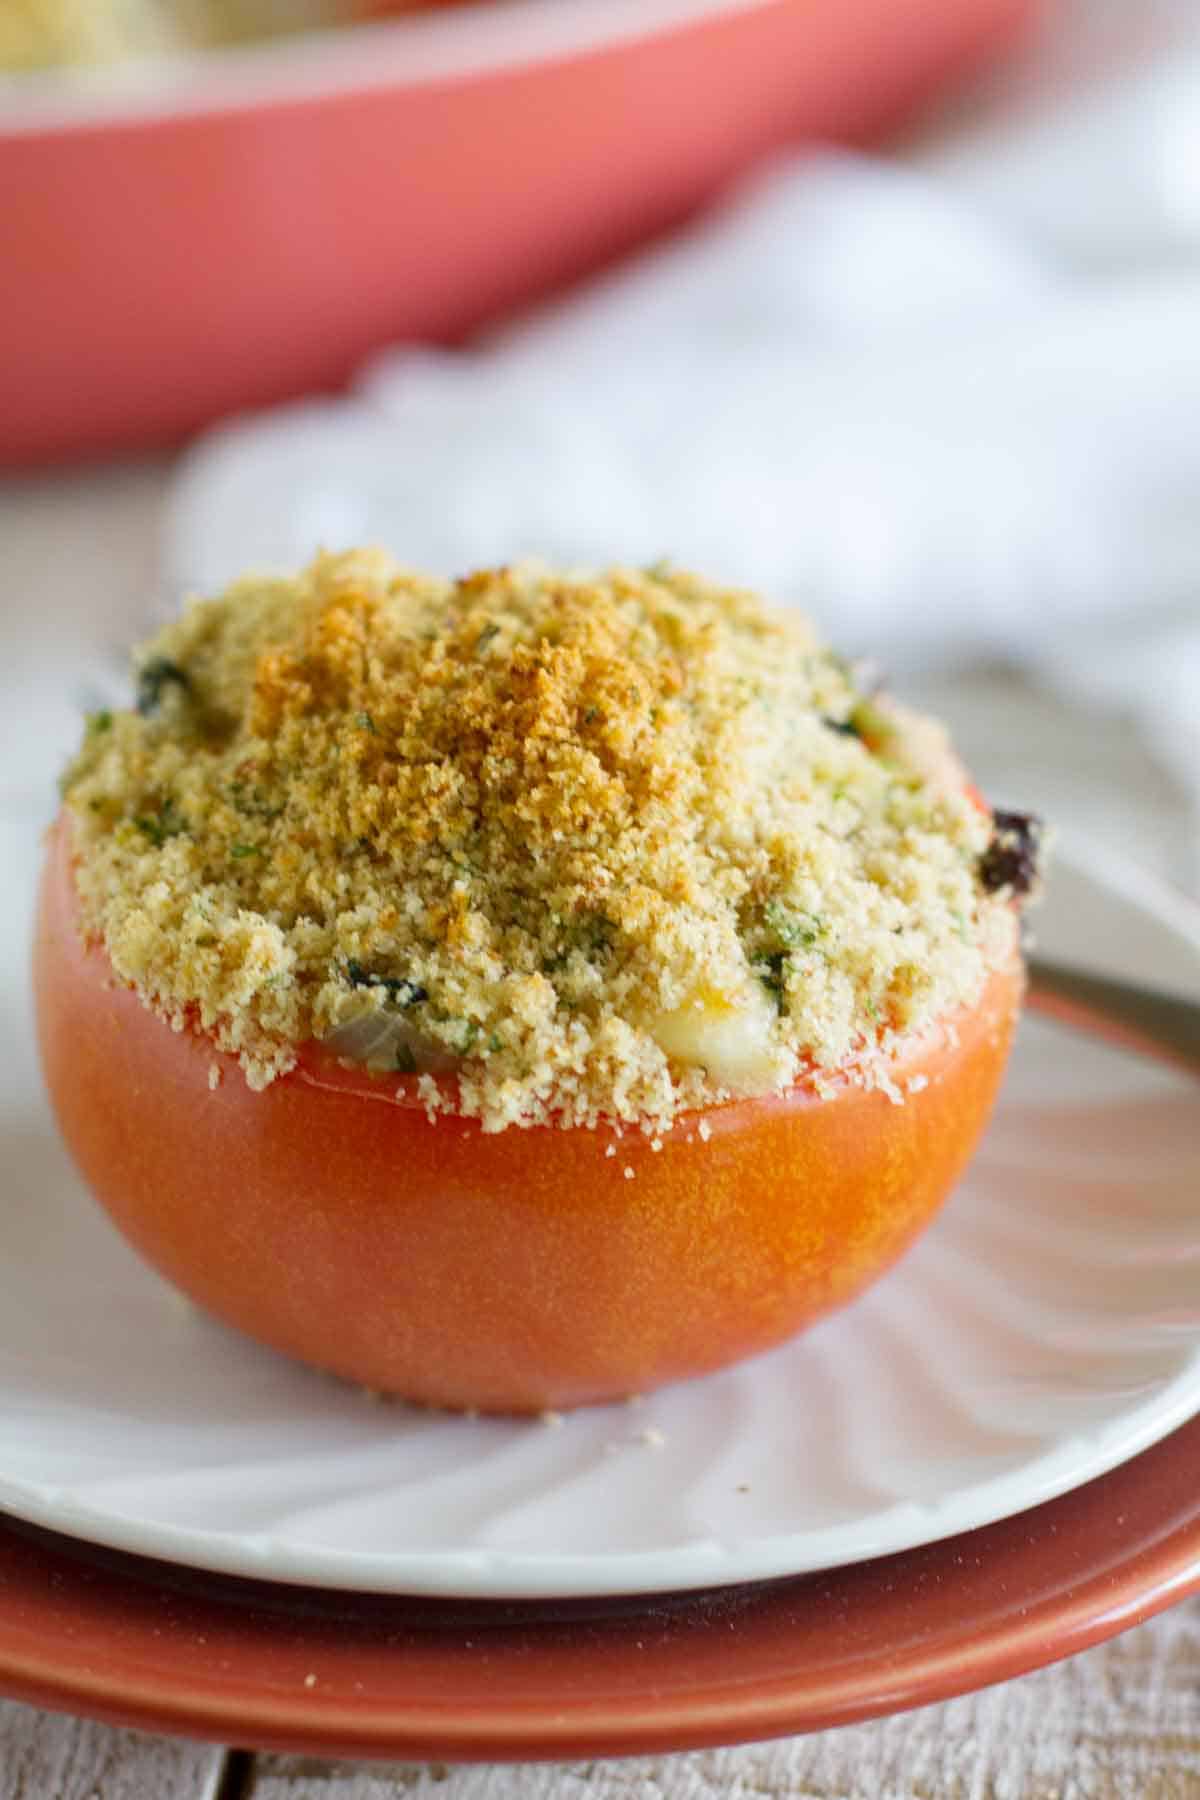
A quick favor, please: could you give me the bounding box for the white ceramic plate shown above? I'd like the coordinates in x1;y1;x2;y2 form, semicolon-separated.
3;807;1199;1599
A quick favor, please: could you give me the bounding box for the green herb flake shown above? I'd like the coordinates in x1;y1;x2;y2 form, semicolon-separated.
356;712;377;734
133;798;186;848
230;843;265;860
764;901;823;951
86;709;113;735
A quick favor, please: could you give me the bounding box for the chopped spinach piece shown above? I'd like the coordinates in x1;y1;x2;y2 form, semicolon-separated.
345;959;428;1008
136;657;191;718
754;949;790;1014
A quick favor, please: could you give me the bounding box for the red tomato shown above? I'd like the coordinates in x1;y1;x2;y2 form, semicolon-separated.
35;820;1021;1412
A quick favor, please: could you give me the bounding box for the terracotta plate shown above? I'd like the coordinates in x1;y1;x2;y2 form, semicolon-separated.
1;1409;1200;1759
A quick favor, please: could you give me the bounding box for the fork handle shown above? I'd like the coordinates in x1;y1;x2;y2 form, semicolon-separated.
1027;958;1200;1077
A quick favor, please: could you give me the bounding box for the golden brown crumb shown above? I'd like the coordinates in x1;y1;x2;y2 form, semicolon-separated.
0;0;341;72
61;552;1018;1132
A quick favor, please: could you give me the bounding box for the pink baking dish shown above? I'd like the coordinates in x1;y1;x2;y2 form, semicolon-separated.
2;0;1035;466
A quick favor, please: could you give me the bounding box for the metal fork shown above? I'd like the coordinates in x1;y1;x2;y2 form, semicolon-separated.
1028;959;1200;1077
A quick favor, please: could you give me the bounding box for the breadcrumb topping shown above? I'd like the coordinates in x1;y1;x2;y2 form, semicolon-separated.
0;0;340;71
61;552;1020;1132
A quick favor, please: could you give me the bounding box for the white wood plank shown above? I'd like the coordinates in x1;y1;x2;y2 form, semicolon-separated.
251;1600;1200;1799
0;1700;230;1800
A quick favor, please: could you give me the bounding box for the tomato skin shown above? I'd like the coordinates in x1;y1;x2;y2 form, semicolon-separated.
35;821;1021;1412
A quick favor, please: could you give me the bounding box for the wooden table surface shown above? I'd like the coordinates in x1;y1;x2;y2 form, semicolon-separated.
2;465;1198;1798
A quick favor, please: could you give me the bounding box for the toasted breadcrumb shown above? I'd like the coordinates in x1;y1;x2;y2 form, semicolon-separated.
0;0;340;71
61;552;1021;1133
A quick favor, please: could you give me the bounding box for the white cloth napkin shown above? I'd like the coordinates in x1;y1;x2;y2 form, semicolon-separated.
167;0;1200;840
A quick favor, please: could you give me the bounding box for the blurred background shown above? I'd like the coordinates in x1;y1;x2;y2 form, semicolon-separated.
2;0;1199;910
